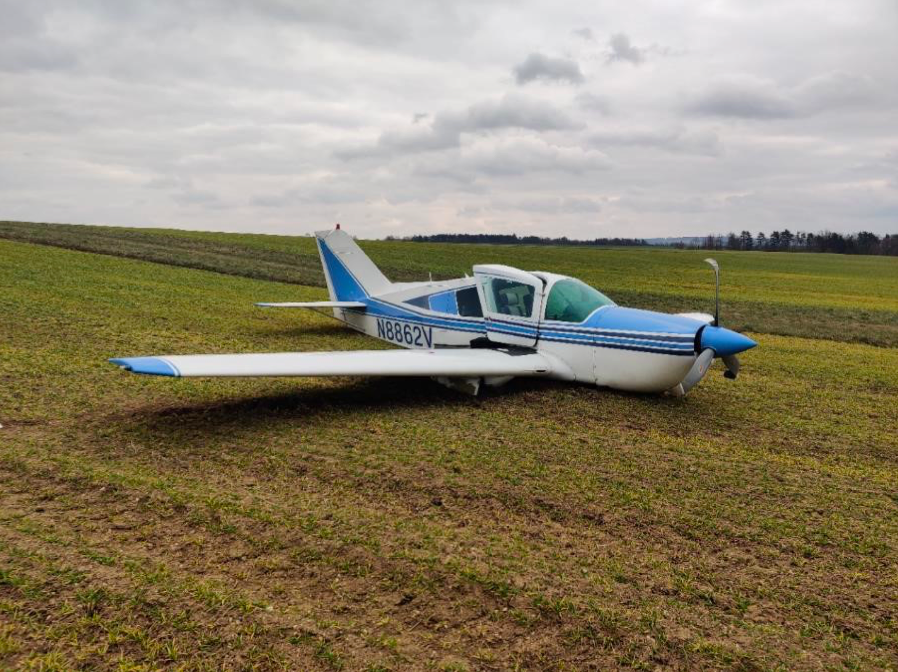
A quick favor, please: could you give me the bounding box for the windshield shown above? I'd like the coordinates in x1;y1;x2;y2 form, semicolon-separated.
544;278;615;323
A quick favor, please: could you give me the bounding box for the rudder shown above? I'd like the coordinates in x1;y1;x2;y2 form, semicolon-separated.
315;228;392;302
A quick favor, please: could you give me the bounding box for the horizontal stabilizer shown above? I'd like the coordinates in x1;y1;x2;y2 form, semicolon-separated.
110;349;553;379
675;312;715;324
255;301;366;309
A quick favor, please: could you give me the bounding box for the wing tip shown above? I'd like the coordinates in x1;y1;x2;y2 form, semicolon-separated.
109;357;180;377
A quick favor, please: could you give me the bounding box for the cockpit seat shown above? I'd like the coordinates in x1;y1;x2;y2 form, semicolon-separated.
501;291;524;316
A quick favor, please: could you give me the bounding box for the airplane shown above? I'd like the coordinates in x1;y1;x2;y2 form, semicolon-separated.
110;225;757;397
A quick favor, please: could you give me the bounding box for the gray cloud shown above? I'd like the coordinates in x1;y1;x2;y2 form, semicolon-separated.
606;33;645;65
1;1;896;238
250;179;369;208
172;189;223;207
513;53;585;85
0;39;79;72
460;138;612;176
686;72;882;119
338;94;580;158
795;71;879;112
517;196;603;213
590;126;722;156
462;95;580;131
616;193;713;214
576;92;612;115
685;76;796;118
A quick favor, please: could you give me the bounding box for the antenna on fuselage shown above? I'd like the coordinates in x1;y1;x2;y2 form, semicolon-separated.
703;258;719;326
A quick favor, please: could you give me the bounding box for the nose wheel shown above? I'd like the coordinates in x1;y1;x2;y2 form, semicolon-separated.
722;353;740;380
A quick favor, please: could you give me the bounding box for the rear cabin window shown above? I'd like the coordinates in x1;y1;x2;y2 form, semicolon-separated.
482;278;536;318
544;279;615;323
428;291;458;314
405;296;429;309
456;287;483;317
405;287;483;317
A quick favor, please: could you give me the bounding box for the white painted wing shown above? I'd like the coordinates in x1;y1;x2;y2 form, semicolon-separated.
255;301;366;309
110;349;553;378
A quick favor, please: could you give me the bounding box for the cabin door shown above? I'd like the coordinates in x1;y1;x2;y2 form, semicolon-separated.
473;265;544;348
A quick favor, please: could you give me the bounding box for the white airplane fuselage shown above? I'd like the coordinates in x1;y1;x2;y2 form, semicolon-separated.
316;231;755;394
338;303;697;392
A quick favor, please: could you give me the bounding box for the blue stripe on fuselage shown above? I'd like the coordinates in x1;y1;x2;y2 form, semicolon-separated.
353;301;695;355
588;307;703;336
542;322;694;342
364;298;484;333
488;318;694;348
541;337;692;356
318;243;696;356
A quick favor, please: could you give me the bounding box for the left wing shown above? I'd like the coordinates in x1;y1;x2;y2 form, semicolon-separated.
110;348;553;378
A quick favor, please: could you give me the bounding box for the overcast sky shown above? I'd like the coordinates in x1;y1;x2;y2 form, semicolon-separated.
2;0;896;239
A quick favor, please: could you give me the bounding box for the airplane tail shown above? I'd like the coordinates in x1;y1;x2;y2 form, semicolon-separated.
314;227;392;301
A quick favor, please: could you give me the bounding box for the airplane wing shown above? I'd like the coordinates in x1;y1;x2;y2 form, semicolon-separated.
110;348;552;378
255;301;366;309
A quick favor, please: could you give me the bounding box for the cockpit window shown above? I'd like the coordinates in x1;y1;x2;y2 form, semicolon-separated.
544;278;615;323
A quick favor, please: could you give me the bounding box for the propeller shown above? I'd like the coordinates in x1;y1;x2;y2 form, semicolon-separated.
671;347;715;397
670;259;746;396
703;257;741;379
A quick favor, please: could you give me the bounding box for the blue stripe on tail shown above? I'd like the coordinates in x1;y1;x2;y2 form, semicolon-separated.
319;239;368;301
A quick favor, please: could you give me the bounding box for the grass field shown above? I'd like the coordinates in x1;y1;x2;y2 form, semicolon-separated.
3;220;898;347
1;224;897;670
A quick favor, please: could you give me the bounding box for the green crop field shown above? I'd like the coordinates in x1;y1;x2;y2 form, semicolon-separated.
1;222;897;670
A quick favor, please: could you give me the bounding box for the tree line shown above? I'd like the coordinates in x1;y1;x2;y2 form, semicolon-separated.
687;230;898;255
396;233;649;247
392;229;898;255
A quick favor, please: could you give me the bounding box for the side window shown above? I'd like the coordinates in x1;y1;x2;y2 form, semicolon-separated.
405;296;429;309
428;291;458;314
407;287;483;317
456;287;483;317
482;278;536;318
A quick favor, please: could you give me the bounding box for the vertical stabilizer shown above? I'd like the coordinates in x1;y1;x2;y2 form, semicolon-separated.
315;228;392;301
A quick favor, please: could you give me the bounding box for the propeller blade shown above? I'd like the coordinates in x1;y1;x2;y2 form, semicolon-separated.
704;258;720;326
679;348;715;396
722;354;740;380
